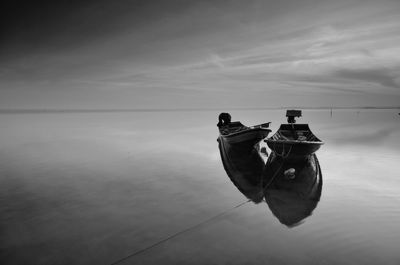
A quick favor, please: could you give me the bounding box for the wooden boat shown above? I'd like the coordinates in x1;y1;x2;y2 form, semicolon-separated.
217;112;271;146
265;110;323;157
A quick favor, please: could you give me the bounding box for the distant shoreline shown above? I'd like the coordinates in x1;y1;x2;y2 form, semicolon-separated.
0;106;399;114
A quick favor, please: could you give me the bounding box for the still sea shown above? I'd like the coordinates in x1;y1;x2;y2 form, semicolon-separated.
1;109;399;265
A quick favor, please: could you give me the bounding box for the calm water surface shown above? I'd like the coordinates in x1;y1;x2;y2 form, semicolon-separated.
1;109;399;265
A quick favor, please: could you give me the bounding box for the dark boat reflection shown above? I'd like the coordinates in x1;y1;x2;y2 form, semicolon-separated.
263;153;322;227
218;136;266;203
218;137;323;225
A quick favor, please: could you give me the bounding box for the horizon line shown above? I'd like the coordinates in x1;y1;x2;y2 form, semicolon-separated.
0;106;399;114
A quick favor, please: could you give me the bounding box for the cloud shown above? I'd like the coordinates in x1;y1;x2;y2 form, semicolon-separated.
2;0;400;109
208;54;225;69
333;68;400;89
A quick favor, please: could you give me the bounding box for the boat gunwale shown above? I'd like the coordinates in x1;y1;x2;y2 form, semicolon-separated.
221;126;271;138
265;139;324;145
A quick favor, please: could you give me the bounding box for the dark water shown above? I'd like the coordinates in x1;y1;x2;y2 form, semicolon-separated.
1;109;399;265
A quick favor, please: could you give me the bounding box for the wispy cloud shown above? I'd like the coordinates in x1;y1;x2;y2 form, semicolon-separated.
1;0;400;108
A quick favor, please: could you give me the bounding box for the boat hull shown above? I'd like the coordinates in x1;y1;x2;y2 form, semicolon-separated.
266;140;322;157
263;152;323;227
218;136;265;203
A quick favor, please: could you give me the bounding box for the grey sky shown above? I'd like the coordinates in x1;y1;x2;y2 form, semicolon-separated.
1;0;399;109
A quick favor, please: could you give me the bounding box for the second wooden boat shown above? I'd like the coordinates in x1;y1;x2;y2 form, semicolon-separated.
265;110;323;157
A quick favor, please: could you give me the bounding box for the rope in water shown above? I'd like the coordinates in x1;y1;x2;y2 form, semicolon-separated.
273;140;293;159
109;200;250;265
263;158;285;190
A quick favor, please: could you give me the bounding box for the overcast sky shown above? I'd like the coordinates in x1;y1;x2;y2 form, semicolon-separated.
1;0;399;109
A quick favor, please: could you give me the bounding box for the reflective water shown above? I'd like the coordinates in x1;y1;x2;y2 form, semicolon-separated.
1;109;399;265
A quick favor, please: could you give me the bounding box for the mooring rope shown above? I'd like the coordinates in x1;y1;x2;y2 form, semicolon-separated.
273;141;293;159
263;157;285;190
109;200;250;265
